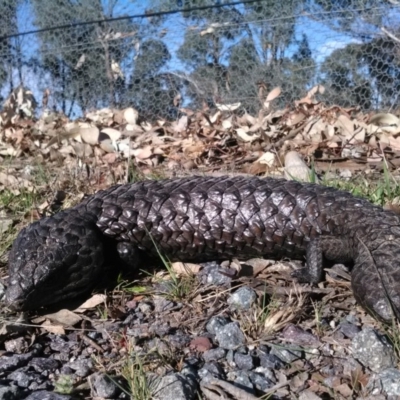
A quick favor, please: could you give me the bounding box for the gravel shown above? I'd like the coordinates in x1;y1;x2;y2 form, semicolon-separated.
2;269;400;399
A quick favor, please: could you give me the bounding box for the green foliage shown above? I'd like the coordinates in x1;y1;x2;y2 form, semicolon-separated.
326;172;400;207
126;38;174;118
54;374;75;395
30;0;137;113
120;349;160;400
311;0;398;110
166;0;314;111
320;43;372;109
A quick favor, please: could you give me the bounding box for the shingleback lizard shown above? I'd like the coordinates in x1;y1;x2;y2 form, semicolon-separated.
5;176;400;322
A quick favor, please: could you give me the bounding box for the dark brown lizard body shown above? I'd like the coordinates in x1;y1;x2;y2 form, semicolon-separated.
6;176;400;321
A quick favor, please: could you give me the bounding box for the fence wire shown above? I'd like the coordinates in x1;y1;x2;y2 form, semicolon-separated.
1;0;400;120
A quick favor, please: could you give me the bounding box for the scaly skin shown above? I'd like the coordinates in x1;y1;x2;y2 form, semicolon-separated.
6;176;400;321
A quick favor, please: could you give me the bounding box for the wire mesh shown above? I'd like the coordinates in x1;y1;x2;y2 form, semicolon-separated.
1;0;400;120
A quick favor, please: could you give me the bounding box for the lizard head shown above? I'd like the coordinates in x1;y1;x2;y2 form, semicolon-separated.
351;233;400;323
5;213;105;311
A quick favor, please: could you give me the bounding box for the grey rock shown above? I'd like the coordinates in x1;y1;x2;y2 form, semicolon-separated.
90;373;120;398
232;371;254;392
345;314;360;325
282;324;321;347
0;385;23;400
198;362;225;380
180;364;198;381
66;358;93;377
225;349;235;367
29;358;60;373
146;338;170;356
60;366;74;375
8;369;36;388
138;302;153;314
234;352;254;371
153;372;197;400
203;348;226;362
253;366;276;382
235;346;248;354
49;336;76;353
4;337;29;354
127;323;149;339
368;367;400;396
340;322;361;339
148;321;171;337
29;380;53;391
270;345;302;363
0;352;33;373
351;328;395;372
215;323;245;350
24;391;75;400
250;369;275;391
86;331;102;340
122;313;135;325
183;356;201;367
206;316;229;335
0;282;5;302
200;263;233;286
258;351;286;369
227;287;257;310
342;357;363;377
134;311;145;320
153;296;175;313
165;333;191;349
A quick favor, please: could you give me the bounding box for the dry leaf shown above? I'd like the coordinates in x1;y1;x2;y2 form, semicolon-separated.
171;262;201;276
124;107;139;124
79;126;100;145
348;126;365;143
256;151;275;167
215;102;241;112
74;294;106;313
133;146;152;160
266;87;282;102
334;383;354;398
124;124;142;135
43;309;82;326
236;128;260;142
72;142;93;158
222;118;232;130
284;151;318;183
0;172;19;187
336;115;355;137
307;84;325;98
288;112;306;126
0;144;20;156
380;134;400;151
41;321;65;335
99;139;116;153
370;112;400;128
101;128;121;141
243;259;275;276
103;152;118;164
171;116;188;133
264;87;281;109
0;216;12;234
141;121;154;132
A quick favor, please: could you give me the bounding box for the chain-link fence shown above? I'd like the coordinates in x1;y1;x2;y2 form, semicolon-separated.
1;0;400;120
